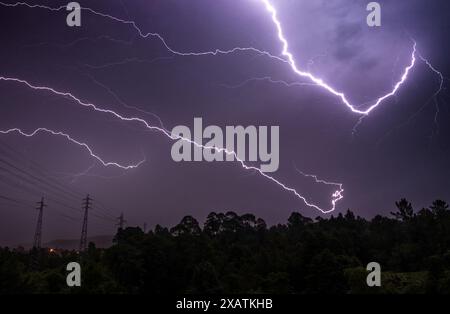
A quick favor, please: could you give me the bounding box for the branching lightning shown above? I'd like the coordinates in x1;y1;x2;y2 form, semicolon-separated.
0;75;341;213
218;76;318;89
293;163;344;211
418;54;446;134
55;161;131;183
0;0;446;214
0;0;419;116
3;0;444;118
375;54;446;146
0;127;146;169
75;69;168;129
0;1;288;64
259;0;417;115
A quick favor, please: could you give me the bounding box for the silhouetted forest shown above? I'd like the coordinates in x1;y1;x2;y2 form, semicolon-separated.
1;199;450;294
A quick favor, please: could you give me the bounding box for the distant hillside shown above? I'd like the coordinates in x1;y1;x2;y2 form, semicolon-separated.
19;235;114;250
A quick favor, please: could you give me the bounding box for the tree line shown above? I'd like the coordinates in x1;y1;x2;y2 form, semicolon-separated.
1;198;450;294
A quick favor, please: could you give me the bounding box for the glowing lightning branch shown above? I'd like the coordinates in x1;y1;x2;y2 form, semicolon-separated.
67;161;97;183
77;70;168;129
55;161;130;183
0;0;445;214
418;54;445;98
218;76;318;89
0;1;287;63
293;164;344;211
0;76;341;213
0;127;146;170
374;54;447;146
418;54;446;133
0;1;422;115
259;0;417;115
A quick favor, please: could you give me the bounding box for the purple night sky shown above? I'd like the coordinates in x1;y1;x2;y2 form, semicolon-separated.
0;0;449;246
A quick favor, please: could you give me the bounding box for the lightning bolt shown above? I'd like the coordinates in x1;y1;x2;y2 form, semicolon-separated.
0;75;342;213
0;0;418;115
375;54;446;146
0;127;146;170
64;161;97;184
218;76;318;89
259;0;417;115
55;161;131;183
418;54;445;135
293;163;344;211
0;1;287;63
0;0;445;214
73;68;168;129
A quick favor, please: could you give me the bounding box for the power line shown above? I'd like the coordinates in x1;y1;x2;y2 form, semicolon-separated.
0;156;81;204
0;140;84;200
0;193;79;223
0;169;83;215
0;142;124;238
0;150;121;222
0;140;122;217
0;159;115;222
0;194;31;207
0;173;116;225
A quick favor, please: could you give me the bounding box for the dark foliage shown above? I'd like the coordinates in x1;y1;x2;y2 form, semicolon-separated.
1;199;450;294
